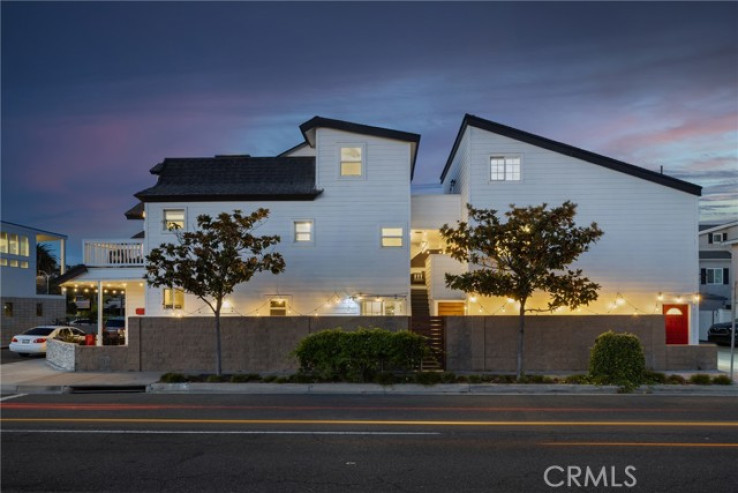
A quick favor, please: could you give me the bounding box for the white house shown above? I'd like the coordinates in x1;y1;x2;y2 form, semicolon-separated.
1;221;67;346
59;114;703;346
697;221;737;339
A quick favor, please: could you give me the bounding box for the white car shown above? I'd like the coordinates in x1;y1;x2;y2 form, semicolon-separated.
9;326;86;356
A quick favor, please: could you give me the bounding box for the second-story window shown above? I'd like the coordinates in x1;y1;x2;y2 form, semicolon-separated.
0;232;6;253
163;209;185;231
294;220;313;243
381;227;404;247
340;146;364;177
490;156;521;181
20;236;29;257
8;234;18;255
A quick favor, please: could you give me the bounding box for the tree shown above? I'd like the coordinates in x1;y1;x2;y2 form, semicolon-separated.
440;202;604;379
36;243;59;294
144;209;286;375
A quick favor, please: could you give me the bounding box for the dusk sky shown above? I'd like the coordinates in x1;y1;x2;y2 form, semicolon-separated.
2;1;737;265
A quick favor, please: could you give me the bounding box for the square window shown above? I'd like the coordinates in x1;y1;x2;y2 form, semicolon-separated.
490;156;521;181
340;146;363;177
381;227;404;247
163;209;185;231
20;261;29;269
0;258;7;266
9;259;18;268
270;298;287;316
294;221;313;243
163;287;184;309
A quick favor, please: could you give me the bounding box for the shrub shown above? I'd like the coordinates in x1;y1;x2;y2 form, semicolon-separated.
712;375;733;385
467;375;482;384
230;373;261;383
206;374;228;383
374;372;396;386
415;372;442;386
589;331;646;392
666;374;686;385
160;372;187;383
644;371;668;384
293;328;429;382
262;375;278;383
688;373;712;385
563;374;589;384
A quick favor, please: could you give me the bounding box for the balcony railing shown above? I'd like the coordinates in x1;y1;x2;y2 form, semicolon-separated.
83;239;145;267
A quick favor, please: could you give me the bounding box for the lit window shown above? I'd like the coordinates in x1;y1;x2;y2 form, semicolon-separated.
163;209;185;231
362;300;383;315
9;234;18;255
490;156;521;181
270;298;287;316
4;302;13;317
0;232;6;253
340;146;363;177
20;261;29;269
0;258;7;266
381;227;403;247
163;288;184;309
20;236;29;257
9;260;18;268
294;221;313;243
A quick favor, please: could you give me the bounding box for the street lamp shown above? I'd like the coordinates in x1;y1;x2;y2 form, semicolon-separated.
37;271;51;295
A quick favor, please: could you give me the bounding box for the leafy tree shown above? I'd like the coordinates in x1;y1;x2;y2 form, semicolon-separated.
440;202;604;379
36;243;59;294
145;209;285;375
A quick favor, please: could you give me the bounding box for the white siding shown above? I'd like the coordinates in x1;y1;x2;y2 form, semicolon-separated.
411;195;461;230
143;128;413;317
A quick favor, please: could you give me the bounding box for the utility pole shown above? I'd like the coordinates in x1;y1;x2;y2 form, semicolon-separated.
730;280;736;382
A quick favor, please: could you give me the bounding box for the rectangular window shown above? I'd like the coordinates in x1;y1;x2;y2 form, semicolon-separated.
381;227;403;247
490;156;521;181
294;221;313;243
20;261;29;269
270;298;287;316
20;236;29;256
4;302;13;317
163;288;184;309
36;303;43;317
9;234;18;255
9;259;18;268
163;209;185;231
340;146;363;177
0;258;7;266
361;300;383;315
705;268;724;285
0;232;6;253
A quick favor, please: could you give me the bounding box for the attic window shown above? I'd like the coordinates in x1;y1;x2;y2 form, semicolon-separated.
490;156;521;181
340;146;363;177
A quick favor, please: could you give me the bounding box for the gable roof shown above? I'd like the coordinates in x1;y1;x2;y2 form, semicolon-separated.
699;221;738;235
299;116;421;179
135;156;323;202
440;114;702;196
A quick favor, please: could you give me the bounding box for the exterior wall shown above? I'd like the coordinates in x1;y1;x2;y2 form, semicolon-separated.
411;195;461;230
445;315;717;373
440;126;700;342
427;254;465;314
0;297;66;347
143;128;413;318
1;222;38;297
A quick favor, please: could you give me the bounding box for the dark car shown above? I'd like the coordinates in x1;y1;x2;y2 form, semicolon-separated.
707;320;738;346
104;317;126;334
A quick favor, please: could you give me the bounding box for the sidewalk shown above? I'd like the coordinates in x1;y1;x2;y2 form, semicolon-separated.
1;358;736;396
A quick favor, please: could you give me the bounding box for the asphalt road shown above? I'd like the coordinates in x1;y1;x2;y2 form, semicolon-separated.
2;393;737;492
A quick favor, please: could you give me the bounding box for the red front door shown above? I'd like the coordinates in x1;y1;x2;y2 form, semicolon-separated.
663;304;689;345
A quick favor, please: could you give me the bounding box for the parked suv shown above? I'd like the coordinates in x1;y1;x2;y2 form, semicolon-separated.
707;320;737;346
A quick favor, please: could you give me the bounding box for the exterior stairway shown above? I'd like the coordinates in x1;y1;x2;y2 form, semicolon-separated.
410;288;444;371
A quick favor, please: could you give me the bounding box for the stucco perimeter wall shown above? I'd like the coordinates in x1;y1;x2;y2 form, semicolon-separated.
74;316;408;373
445;315;717;373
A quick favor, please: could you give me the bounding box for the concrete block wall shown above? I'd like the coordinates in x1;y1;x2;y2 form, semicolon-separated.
1;297;66;347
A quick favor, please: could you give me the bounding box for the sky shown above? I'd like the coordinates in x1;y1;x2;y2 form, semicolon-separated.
2;1;737;265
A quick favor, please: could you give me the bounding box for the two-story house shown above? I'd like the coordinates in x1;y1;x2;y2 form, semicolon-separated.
59;114;703;347
697;221;737;339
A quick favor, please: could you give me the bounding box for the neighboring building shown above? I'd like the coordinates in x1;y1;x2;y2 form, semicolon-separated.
0;221;67;346
697;221;737;339
59;114;704;346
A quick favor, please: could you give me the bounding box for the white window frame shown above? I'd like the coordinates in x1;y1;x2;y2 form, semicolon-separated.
339;144;366;179
162;209;186;232
293;220;314;244
162;287;185;310
8;234;18;255
381;227;404;248
712;233;725;243
490;155;521;182
705;268;724;285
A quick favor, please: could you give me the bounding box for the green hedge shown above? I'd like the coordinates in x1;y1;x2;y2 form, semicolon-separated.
589;330;646;392
292;328;429;382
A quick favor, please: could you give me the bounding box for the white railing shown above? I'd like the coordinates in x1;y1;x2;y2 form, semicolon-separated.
83;239;145;267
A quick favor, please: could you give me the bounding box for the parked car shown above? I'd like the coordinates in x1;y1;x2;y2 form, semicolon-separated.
707;320;738;346
9;326;86;356
104;317;126;334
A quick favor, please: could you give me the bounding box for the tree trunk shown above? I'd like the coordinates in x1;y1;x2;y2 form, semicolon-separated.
215;310;222;376
516;301;526;380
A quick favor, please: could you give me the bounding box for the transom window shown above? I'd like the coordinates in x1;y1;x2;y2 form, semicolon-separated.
163;287;184;309
163;209;185;231
340;146;363;177
294;221;313;243
490;156;521;181
381;227;403;247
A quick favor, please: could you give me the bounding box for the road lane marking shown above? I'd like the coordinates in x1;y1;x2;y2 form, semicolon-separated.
0;394;27;402
1;429;440;436
544;442;738;448
3;418;738;427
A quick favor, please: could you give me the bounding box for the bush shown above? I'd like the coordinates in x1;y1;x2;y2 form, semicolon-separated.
667;374;686;385
712;375;733;385
206;374;228;383
230;373;261;383
688;373;712;385
414;372;442;386
293;328;429;382
589;331;646;392
644;371;668;384
159;372;188;383
563;374;591;384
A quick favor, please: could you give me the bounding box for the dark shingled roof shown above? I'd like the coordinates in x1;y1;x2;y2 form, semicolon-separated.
700;251;732;260
440;114;702;196
55;264;88;285
135;156;323;202
125;202;145;220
